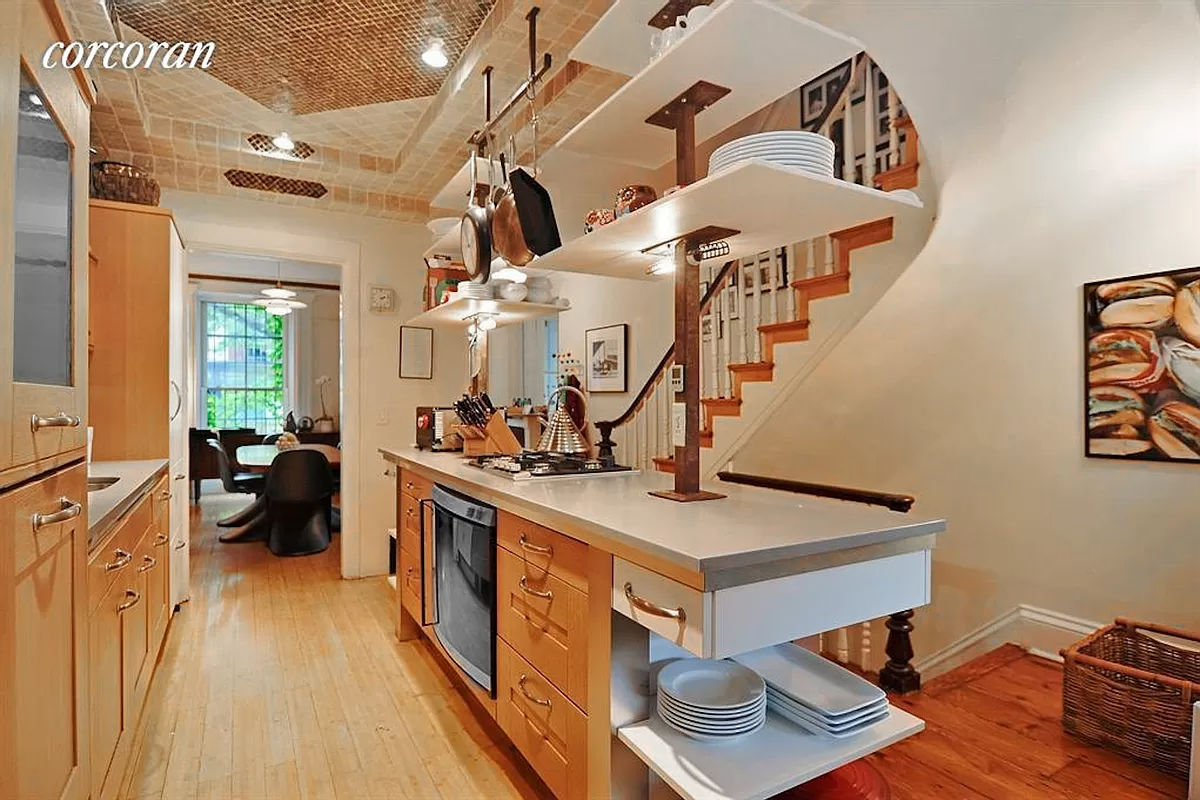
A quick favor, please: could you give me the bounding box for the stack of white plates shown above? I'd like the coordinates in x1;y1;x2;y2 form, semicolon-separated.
455;281;494;300
708;131;835;177
733;643;889;739
655;659;767;743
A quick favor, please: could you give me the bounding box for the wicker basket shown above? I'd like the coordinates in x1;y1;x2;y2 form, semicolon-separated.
1061;618;1199;780
89;161;160;206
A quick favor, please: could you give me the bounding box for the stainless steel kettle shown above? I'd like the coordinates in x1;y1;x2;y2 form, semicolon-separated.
537;385;589;455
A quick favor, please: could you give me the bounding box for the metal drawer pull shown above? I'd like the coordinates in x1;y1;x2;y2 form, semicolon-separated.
139;555;157;573
105;549;133;572
174;539;186;550
405;481;415;490
153;533;169;547
517;675;552;708
518;576;553;600
159;490;171;500
31;497;82;530
624;582;686;623
31;411;81;432
174;473;186;481
518;534;553;556
117;589;142;612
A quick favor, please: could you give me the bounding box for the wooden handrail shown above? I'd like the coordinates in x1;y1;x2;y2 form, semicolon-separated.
597;258;738;430
716;470;915;513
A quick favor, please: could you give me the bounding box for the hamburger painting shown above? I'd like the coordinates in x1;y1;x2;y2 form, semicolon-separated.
1085;267;1200;461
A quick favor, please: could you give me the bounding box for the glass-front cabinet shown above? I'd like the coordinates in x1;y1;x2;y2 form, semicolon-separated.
2;57;89;476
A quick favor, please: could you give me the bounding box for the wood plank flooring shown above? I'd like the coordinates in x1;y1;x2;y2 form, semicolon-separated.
121;492;1191;799
867;645;1189;799
118;491;543;799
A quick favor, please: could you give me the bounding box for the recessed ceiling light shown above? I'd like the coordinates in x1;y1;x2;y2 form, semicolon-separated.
422;39;449;68
272;131;295;151
29;93;42;107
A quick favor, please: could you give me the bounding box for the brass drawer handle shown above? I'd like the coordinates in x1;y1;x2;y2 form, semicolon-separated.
405;481;415;490
518;534;553;556
117;588;141;612
517;675;552;708
31;411;81;432
138;555;157;573
158;490;171;501
153;533;169;547
105;549;133;572
518;576;552;600
174;539;186;550
31;497;82;530
624;582;686;623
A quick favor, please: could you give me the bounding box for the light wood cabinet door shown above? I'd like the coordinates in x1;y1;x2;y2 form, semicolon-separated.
3;461;88;800
88;577;124;800
120;549;149;726
1;1;91;480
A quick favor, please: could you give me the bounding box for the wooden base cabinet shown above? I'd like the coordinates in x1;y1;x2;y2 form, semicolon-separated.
1;461;89;800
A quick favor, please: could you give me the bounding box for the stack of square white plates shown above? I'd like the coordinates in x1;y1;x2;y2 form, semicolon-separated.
733;643;889;739
708;131;835;177
655;659;767;743
455;281;493;300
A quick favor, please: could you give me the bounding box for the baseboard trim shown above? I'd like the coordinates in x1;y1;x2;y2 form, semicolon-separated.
914;605;1103;680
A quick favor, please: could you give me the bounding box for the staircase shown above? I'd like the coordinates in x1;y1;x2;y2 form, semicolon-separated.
605;54;934;483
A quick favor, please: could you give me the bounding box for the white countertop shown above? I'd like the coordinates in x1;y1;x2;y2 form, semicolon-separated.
88;459;168;549
380;448;944;583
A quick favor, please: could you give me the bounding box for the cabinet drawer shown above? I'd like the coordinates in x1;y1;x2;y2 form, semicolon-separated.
399;470;433;501
496;641;587;800
613;550;933;658
88;492;153;615
399;552;423;622
398;522;420;563
6;461;86;576
498;511;588;593
497;547;588;709
399;490;424;537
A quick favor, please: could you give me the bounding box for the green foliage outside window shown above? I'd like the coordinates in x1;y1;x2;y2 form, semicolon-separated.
203;302;286;433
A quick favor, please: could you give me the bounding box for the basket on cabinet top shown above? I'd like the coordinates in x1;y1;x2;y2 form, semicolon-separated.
1061;617;1199;781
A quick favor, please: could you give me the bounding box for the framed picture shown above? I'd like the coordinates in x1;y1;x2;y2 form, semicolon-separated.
800;58;852;128
585;324;628;393
1083;266;1200;462
399;325;433;380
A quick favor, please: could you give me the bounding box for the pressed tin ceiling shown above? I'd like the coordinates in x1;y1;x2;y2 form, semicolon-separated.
112;0;498;114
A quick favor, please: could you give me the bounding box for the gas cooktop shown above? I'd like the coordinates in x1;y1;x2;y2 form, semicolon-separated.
467;452;635;481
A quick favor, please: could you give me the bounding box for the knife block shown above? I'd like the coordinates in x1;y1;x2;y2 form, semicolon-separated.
456;411;523;456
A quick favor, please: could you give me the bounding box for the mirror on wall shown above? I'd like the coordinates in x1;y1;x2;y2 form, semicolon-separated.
13;66;74;386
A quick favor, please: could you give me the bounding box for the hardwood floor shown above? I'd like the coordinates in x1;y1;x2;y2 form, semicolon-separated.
867;646;1189;799
118;491;543;799
121;492;1190;799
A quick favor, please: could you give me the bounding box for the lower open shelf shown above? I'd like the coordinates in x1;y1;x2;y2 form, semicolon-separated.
618;705;923;800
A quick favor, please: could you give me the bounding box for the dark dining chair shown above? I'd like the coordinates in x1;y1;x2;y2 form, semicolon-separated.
209;439;266;528
264;449;334;557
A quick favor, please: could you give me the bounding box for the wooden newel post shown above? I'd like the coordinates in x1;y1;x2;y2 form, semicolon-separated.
878;610;921;694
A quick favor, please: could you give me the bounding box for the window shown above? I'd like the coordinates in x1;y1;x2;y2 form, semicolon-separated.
202;302;286;432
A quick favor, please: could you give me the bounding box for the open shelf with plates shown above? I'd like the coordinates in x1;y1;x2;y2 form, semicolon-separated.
532;158;921;279
619;706;924;800
558;0;861;169
403;295;566;328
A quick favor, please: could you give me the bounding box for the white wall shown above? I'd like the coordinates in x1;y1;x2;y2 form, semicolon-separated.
736;2;1200;653
163;189;467;578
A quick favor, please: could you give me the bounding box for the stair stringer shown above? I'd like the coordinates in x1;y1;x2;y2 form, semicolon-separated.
701;195;938;478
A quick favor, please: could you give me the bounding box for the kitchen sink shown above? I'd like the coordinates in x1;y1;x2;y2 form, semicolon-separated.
87;476;119;492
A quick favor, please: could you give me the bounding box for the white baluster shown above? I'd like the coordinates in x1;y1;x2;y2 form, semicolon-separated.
736;260;748;365
719;273;731;397
860;620;872;670
751;254;763;363
863;62;876;187
786;244;798;321
842;65;856;184
836;627;850;665
887;84;900;170
806;238;816;281
824;235;834;277
660;379;669;458
767;248;779;326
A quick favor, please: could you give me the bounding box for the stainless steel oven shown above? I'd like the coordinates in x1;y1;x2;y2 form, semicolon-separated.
423;484;497;695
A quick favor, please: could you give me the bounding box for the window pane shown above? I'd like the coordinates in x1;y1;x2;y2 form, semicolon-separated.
202;301;286;432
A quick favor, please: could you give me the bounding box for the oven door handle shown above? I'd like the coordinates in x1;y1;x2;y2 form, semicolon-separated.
419;498;438;626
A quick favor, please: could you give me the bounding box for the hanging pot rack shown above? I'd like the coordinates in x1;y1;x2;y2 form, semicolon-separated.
467;7;552;152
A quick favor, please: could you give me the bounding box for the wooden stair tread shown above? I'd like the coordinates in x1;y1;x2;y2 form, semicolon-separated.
728;361;774;372
758;319;811;334
651;456;676;474
702;396;742;419
791;271;851;299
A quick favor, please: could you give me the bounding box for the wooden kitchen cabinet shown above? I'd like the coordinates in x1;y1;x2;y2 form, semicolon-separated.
0;0;91;487
0;461;88;800
145;475;171;654
88;576;123;799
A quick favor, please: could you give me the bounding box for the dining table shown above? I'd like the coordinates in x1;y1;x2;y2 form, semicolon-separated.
218;443;340;544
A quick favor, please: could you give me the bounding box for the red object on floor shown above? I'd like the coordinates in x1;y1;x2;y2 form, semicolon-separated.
774;760;891;800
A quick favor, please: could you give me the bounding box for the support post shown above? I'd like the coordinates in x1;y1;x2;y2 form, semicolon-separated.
878;610;921;694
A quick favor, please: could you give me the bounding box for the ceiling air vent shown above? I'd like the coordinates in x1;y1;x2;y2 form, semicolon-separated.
223;169;328;199
247;132;314;160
